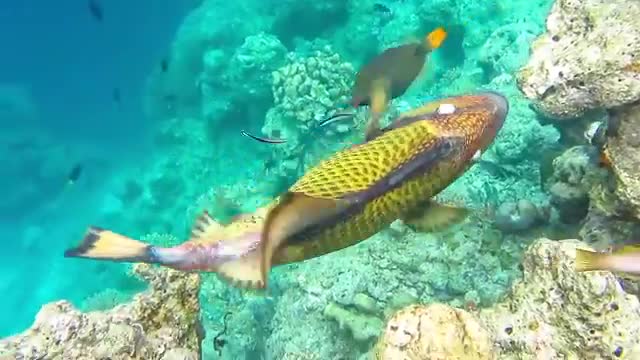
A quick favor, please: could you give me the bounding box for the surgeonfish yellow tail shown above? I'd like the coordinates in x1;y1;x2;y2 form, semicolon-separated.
574;248;606;272
425;27;447;50
64;226;155;263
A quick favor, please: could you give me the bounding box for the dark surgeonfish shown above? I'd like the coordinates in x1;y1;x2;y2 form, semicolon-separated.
64;92;508;290
242;27;448;144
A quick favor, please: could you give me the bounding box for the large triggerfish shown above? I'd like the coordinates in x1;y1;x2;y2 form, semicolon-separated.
65;91;509;289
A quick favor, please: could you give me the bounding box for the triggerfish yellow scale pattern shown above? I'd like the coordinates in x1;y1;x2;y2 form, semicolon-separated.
259;92;509;287
63;92;509;291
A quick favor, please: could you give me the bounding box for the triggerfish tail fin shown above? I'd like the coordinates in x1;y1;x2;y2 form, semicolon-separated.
260;192;349;287
574;248;607;272
241;130;287;144
64;226;158;264
401;200;469;233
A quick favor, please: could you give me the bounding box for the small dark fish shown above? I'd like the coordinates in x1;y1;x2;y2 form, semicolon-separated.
112;88;121;104
213;312;232;356
373;3;391;13
68;164;83;185
160;57;169;73
88;0;103;22
241;130;286;144
317;110;355;128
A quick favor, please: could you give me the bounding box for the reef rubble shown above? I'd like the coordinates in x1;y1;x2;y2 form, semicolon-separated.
0;264;202;360
375;238;640;359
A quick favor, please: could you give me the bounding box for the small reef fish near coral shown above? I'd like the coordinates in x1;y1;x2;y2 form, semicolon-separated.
65;92;509;289
241;27;448;144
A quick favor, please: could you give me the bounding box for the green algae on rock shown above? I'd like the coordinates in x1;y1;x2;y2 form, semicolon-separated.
517;0;640;119
0;264;202;360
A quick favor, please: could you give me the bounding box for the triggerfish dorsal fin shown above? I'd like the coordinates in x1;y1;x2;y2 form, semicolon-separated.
260;192;349;287
189;211;225;243
401;200;469;233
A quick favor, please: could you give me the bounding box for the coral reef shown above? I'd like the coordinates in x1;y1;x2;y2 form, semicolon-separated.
517;0;640;119
377;238;640;359
265;45;353;136
607;103;640;220
494;199;546;233
480;238;640;359
0;264;202;360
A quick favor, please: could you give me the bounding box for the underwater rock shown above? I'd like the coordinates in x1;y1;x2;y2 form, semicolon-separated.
549;182;589;223
494;199;544;233
479;238;640;359
0;264;202;360
517;0;640;119
378;238;640;358
323;302;383;344
374;303;495;360
478;22;541;80
607;103;640;220
579;204;640;249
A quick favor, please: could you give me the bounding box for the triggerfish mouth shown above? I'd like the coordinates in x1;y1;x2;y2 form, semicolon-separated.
64;91;509;290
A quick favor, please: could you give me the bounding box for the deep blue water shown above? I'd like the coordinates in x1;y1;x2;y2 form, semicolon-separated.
0;0;196;336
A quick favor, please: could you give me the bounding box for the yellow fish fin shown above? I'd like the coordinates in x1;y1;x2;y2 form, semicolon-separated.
64;226;152;262
425;27;447;50
370;77;390;115
216;247;266;290
401;201;469;233
189;211;225;244
612;243;640;255
260;192;349;286
366;77;391;139
575;248;607;272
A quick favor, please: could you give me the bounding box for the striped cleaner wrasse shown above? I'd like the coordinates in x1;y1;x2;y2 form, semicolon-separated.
64;91;509;290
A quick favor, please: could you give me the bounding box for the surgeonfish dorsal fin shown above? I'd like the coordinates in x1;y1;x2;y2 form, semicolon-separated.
189;211;225;243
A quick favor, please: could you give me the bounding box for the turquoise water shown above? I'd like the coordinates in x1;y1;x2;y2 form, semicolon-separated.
1;0;566;357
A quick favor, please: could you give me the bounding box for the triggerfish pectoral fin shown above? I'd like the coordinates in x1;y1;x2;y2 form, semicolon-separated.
260;192;349;287
401;201;469;233
64;226;157;263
